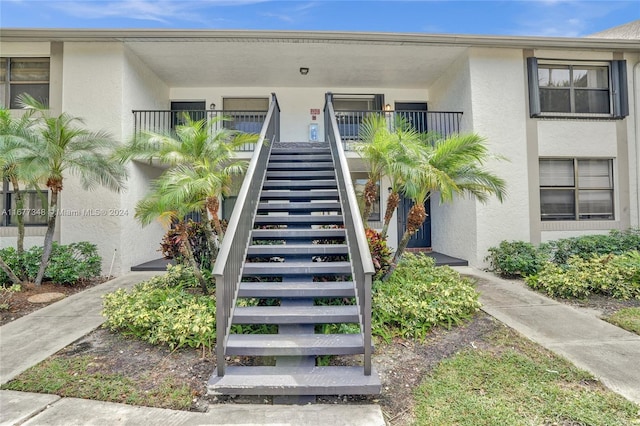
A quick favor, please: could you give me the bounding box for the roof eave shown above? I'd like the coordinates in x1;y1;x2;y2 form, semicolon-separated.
1;28;639;51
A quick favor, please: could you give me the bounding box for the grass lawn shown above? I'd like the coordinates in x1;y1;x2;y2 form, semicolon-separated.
413;326;640;426
606;307;640;335
1;355;194;410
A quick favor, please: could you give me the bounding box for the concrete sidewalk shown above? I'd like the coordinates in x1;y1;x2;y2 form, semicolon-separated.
0;272;386;426
458;267;640;405
0;272;160;384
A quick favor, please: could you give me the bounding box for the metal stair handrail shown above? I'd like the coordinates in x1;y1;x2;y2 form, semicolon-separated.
213;93;280;376
324;93;376;375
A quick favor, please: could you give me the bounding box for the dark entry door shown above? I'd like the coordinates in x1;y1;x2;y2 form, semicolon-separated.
395;102;428;133
397;196;431;248
171;101;206;128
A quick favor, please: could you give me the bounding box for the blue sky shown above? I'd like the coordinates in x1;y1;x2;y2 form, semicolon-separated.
1;0;638;37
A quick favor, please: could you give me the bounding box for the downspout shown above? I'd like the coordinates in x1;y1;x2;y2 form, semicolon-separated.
634;60;640;228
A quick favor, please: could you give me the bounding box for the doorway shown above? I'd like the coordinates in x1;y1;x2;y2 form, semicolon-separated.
170;101;206;128
394;102;428;133
397;196;431;248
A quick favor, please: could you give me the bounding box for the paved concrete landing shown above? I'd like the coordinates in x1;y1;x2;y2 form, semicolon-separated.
0;272;160;384
0;391;385;426
459;267;640;405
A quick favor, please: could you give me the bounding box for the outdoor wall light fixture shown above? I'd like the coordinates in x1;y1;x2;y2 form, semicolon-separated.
385;104;392;111
209;103;216;110
299;67;309;75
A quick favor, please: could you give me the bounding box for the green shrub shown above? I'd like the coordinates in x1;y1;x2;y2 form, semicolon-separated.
144;264;203;289
372;253;480;341
526;252;640;300
485;240;549;278
0;242;101;285
548;229;640;265
102;280;215;350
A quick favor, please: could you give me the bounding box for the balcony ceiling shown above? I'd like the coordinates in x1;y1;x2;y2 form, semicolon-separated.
125;39;467;89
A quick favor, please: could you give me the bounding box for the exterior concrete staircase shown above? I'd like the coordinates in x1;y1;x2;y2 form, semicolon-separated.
208;143;381;399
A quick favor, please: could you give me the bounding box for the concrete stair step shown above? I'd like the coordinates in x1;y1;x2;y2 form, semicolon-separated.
208;366;381;396
259;190;338;200
232;305;359;324
251;228;345;240
225;333;364;356
238;281;355;298
271;148;330;155
257;201;342;213
254;214;344;226
267;162;334;170
246;244;348;256
262;180;337;190
266;170;335;180
269;154;332;162
243;261;352;276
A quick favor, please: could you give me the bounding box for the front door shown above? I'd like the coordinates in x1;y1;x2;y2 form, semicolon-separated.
171;101;206;128
397;196;431;248
394;102;428;133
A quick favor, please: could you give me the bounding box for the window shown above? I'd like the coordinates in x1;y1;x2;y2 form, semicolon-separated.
352;172;380;222
527;58;628;118
0;57;50;109
222;97;269;134
1;181;49;226
539;158;614;221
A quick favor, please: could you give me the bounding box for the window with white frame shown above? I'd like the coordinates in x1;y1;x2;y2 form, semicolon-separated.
527;58;628;118
539;158;614;221
0;57;50;109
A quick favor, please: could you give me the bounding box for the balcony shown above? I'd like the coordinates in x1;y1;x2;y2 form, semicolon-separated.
334;110;463;150
132;110;267;152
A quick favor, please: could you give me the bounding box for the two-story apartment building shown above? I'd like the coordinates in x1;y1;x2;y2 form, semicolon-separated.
1;22;638;275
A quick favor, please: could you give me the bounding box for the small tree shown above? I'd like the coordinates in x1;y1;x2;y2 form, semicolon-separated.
17;95;127;285
118;114;257;293
0;108;39;263
385;133;506;279
354;114;394;227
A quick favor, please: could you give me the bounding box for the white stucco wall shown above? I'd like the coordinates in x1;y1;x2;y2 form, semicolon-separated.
467;48;531;266
58;42;128;275
118;47;171;272
427;51;479;264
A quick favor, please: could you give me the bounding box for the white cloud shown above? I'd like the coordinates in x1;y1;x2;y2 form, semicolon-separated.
44;0;271;25
509;0;631;37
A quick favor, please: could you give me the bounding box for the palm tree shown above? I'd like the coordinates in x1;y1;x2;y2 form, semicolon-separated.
117;114;255;244
386;133;506;279
354;113;394;226
0;108;38;260
17;95;127;285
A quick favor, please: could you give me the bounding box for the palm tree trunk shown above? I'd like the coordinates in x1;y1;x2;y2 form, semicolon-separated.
362;179;377;226
35;188;59;286
381;191;400;238
384;203;427;281
205;196;224;241
9;177;25;257
0;255;21;285
181;230;208;295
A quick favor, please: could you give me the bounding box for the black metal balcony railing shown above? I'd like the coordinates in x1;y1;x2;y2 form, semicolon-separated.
334;110;463;150
132;110;268;152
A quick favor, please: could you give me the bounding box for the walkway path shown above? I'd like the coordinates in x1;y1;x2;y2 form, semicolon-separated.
458;267;640;405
